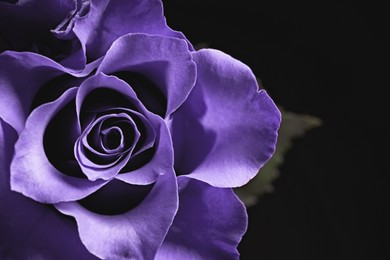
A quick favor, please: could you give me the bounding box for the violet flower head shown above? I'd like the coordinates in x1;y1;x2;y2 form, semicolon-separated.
0;0;281;259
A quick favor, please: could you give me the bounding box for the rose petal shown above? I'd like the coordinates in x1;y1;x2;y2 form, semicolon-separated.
114;109;156;157
55;167;178;260
10;87;108;204
86;123;125;155
0;51;95;133
116;114;173;185
0;118;97;259
100;126;125;153
171;49;281;188
97;33;197;117
73;0;193;61
155;177;247;260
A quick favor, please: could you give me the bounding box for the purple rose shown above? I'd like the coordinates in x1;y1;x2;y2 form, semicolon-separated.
0;0;281;259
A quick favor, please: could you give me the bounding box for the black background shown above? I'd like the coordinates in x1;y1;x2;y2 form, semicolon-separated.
163;1;389;259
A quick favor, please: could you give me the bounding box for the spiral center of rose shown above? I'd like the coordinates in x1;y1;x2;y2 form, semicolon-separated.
101;127;122;150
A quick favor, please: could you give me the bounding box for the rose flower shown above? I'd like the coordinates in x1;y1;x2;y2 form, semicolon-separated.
0;0;281;259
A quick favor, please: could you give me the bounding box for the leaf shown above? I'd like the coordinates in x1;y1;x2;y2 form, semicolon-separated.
234;106;322;207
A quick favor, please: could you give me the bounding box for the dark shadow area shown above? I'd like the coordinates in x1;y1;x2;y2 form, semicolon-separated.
44;100;85;178
79;179;154;215
113;71;167;118
0;2;76;62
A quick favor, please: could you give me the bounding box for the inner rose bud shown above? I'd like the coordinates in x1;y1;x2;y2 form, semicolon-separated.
83;114;137;157
101;127;122;150
75;112;141;181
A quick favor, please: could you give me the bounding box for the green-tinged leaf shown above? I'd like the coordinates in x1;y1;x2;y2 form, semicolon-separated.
234;107;322;207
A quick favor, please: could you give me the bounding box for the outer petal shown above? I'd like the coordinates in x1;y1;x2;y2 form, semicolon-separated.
55;166;178;260
73;0;193;60
0;118;97;259
0;51;95;134
155;177;248;260
10;88;108;204
52;0;90;40
0;51;67;133
0;0;73;52
171;49;281;188
0;1;87;69
98;33;196;117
